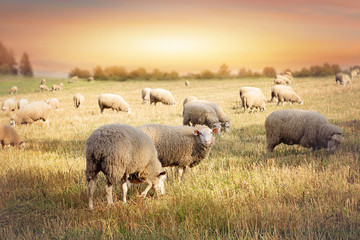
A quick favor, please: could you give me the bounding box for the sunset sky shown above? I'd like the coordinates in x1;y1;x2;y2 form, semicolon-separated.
1;0;360;77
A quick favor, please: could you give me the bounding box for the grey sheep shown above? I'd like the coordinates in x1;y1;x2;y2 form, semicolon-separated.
39;84;50;91
17;99;28;110
85;123;166;209
241;91;266;113
9;86;18;94
335;72;351;86
10;101;52;126
183;102;221;129
41;79;46;85
0;124;25;149
185;80;190;87
265;109;343;153
45;98;59;110
141;88;152;104
150;88;176;106
2;98;16;113
277;89;303;106
138;124;219;181
73;93;85;108
270;85;294;103
98;93;131;114
182;96;198;107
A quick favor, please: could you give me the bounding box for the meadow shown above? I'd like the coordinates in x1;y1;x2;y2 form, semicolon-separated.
0;75;359;239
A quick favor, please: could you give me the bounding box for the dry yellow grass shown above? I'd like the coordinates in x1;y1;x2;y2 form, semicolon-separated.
0;76;359;239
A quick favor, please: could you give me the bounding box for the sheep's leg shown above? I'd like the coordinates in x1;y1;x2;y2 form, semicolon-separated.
121;181;128;203
43;119;49;127
289;102;293;106
140;180;153;198
88;179;96;210
177;167;186;182
105;183;113;206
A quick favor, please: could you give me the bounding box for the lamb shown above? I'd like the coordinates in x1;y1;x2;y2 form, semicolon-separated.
10;101;52;126
150;88;176;106
141;88;152;104
265;109;343;153
85;123;166;209
98;93;130;114
2;98;16;113
270;85;294;103
183;96;198;107
138;124;218;181
185;80;190;87
183;102;221;129
9;86;18;94
0;124;25;149
335;72;351;86
73;93;85;108
41;79;46;85
39;84;50;91
17;99;28;110
241;91;266;113
45;98;59;110
277;89;303;106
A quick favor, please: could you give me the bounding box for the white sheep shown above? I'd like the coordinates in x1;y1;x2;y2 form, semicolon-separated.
39;84;50;91
41;79;46;85
73;93;85;108
277;89;303;106
68;76;78;84
52;83;63;91
17;99;28;110
182;96;198;107
335;72;351;86
0;124;25;149
239;87;266;108
150;88;176;106
87;76;94;82
138;124;219;181
275;74;292;85
274;78;287;85
2;98;16;113
98;93;130;114
141;88;152;104
270;85;294;103
185;80;190;87
241;91;266;113
183;102;221;129
10;101;52;126
85;123;166;209
265;109;343;153
9;86;18;94
45;98;59;110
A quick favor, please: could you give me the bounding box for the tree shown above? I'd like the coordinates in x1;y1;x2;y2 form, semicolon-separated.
69;67;91;78
19;52;33;77
218;63;230;79
200;69;215;79
263;67;276;78
0;41;17;75
93;65;107;80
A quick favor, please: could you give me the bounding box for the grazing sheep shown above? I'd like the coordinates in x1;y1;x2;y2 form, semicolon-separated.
85;123;166;209
141;88;152;104
9;86;18;94
39;84;50;91
41;79;46;85
241;91;266;113
183;102;221;129
10;101;51;126
138;124;219;181
350;69;359;80
183;96;198;107
239;87;266;108
17;99;28;110
52;84;62;91
335;72;351;86
150;88;176;106
276;74;292;84
0;124;25;149
68;76;78;84
45;98;59;110
185;80;190;87
87;76;94;82
98;93;130;114
270;85;294;103
265;109;342;153
2;98;16;113
274;78;287;85
277;90;303;106
73;93;85;108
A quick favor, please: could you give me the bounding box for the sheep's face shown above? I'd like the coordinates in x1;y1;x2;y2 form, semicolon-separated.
152;171;166;195
194;127;218;146
327;134;342;154
224;122;231;132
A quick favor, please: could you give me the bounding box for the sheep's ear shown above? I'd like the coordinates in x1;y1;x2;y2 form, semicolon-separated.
212;127;219;134
158;171;166;176
193;130;199;135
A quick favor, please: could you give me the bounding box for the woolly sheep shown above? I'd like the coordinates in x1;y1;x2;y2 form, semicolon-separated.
0;124;25;149
183;102;221;129
183;96;198;107
17;98;28;110
2;98;16;113
185;80;190;87
335;72;351;86
141;88;152;104
265;109;343;153
274;78;287;85
138;124;219;181
39;84;50;91
239;87;266;108
45;98;59;110
350;69;358;80
98;93;130;114
277;90;303;106
276;74;292;84
150;88;176;106
52;83;63;91
9;86;18;94
41;79;46;85
68;76;78;84
85;123;166;209
241;91;266;113
270;85;294;103
87;76;94;82
10;101;51;126
73;93;85;108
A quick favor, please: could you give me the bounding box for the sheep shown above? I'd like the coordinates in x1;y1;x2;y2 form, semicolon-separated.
141;88;152;104
239;87;266;108
85;123;166;209
9;86;18;94
241;91;266;113
39;84;50;91
52;83;63;91
274;78;287;85
277;89;303;106
68;76;78;84
265;109;343;153
87;76;94;82
183;96;198;107
98;93;130;114
335;72;351;86
0;124;25;149
138;124;219;181
73;93;85;108
350;69;359;80
270;85;294;103
150;88;176;106
10;101;52;126
45;98;59;110
183;102;221;130
17;99;28;110
2;98;16;113
276;74;292;84
185;80;190;87
41;79;46;85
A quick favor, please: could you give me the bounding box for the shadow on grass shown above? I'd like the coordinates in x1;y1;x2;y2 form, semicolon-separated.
25;138;86;157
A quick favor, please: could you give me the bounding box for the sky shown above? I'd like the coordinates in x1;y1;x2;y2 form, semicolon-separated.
1;0;360;77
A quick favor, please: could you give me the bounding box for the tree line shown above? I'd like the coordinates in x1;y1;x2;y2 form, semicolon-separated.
0;41;33;77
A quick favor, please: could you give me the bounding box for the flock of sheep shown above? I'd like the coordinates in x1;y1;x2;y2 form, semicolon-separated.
1;69;356;209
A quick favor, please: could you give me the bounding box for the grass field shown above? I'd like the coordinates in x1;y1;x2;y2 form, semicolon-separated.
0;75;359;239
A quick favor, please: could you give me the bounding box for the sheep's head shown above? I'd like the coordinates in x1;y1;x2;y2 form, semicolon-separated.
152;171;166;195
193;127;219;146
223;121;231;132
327;134;343;154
